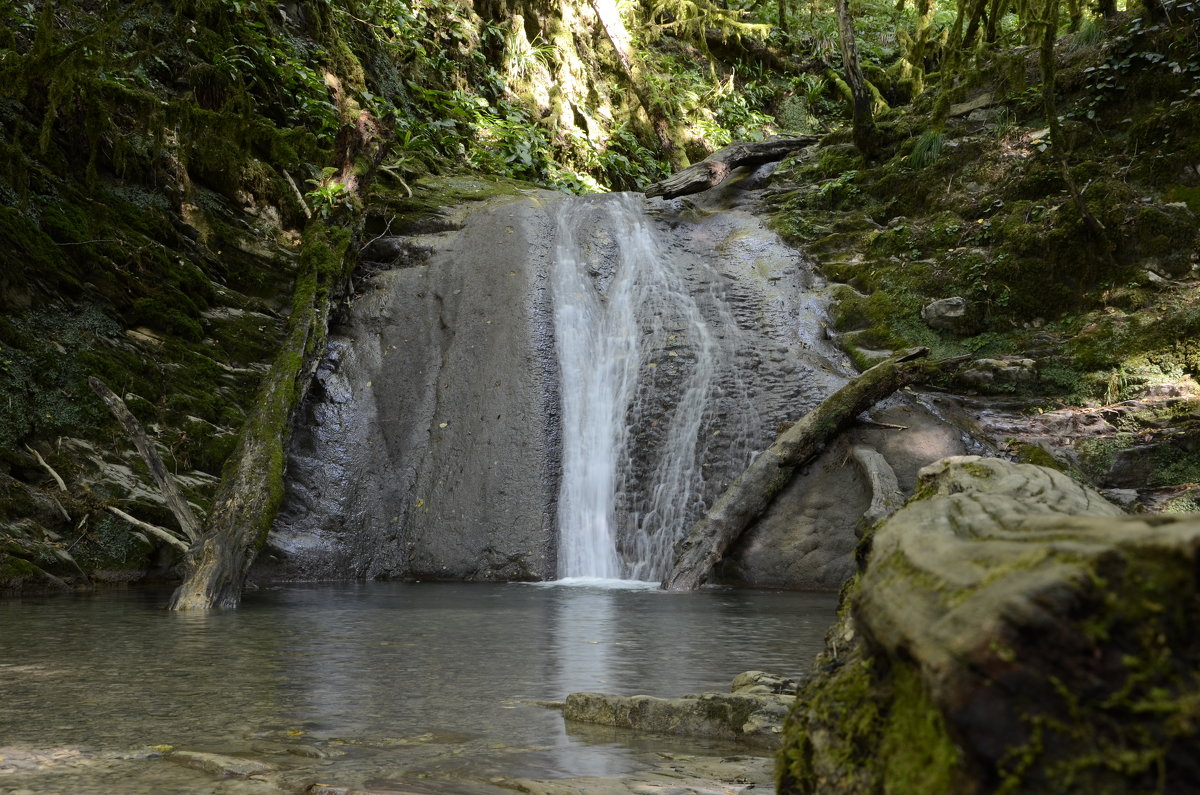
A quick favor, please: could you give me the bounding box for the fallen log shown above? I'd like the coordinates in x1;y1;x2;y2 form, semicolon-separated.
644;137;817;200
661;348;942;592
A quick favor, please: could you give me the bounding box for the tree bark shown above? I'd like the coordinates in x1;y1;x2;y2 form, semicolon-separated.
589;0;689;169
168;100;391;610
644;137;816;199
88;377;202;542
834;0;878;159
661;348;936;592
1037;0;1116;273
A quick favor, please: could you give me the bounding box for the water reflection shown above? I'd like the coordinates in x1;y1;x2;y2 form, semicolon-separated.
548;584;624;777
0;583;835;792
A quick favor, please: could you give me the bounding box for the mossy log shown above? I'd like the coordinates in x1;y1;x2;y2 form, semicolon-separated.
661;348;936;592
644;137;817;200
168;104;391;610
167;225;356;610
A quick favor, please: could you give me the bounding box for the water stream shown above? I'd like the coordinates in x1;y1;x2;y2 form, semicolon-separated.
552;194;763;582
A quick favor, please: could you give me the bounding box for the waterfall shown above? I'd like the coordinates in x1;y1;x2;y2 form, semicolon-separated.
552;193;757;582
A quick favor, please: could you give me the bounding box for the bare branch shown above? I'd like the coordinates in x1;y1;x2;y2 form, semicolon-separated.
24;444;68;492
105;506;190;552
88;377;203;542
283;169;313;220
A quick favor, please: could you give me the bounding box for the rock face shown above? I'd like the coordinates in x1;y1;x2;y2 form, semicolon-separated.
921;296;971;332
563;671;800;748
716;396;967;589
777;456;1200;794
262;171;906;587
260;190;564;581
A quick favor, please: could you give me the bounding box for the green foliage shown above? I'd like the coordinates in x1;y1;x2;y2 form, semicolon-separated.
306;169;350;219
906;130;944;168
645;0;770;49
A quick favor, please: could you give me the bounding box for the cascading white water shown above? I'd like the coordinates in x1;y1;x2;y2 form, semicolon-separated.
552;193;756;582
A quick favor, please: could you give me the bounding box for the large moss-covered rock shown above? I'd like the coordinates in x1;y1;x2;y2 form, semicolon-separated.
778;456;1200;794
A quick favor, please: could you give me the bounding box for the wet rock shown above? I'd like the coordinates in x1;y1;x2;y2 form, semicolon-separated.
778;456;1200;794
261;192;563;582
718;397;967;590
920;296;970;332
166;749;279;778
563;672;798;748
264;183;859;585
357;235;434;268
1100;487;1140;508
956;356;1037;392
730;670;800;695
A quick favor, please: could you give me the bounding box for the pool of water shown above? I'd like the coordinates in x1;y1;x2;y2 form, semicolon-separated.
0;581;836;793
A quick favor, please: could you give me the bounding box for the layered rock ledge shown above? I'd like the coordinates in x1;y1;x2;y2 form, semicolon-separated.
778;456;1200;794
562;671;801;748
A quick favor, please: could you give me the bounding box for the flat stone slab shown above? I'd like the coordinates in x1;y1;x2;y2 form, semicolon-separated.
562;671;800;748
166;750;279;778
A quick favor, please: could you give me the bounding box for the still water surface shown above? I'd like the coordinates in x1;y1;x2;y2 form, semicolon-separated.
0;582;835;793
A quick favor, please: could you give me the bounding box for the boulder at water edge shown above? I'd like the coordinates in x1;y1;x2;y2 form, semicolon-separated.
563;671;801;748
777;456;1200;795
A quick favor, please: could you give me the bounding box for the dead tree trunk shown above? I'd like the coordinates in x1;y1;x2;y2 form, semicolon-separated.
644;137;816;199
167;232;347;608
661;348;934;592
589;0;689;170
835;0;878;159
167;108;391;610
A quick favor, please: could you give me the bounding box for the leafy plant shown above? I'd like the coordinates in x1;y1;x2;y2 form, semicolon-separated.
305;168;349;218
907;130;944;168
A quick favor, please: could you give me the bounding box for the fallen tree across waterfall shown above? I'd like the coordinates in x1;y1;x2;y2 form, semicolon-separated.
661;347;965;592
643;137;818;200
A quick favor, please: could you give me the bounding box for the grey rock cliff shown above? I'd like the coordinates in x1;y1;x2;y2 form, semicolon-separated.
261;192;563;581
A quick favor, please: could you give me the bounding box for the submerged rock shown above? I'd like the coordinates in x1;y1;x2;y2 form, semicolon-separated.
563;671;800;748
166;749;279;778
503;753;773;795
777;456;1200;794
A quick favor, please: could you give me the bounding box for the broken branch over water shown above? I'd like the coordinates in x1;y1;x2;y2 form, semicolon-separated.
662;348;956;591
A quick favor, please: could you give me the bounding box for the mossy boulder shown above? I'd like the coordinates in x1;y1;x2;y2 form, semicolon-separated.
778;456;1200;794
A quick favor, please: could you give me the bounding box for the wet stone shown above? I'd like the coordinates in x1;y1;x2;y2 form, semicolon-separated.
166;750;279;778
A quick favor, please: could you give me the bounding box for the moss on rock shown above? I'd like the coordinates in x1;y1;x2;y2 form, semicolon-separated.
777;458;1200;794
